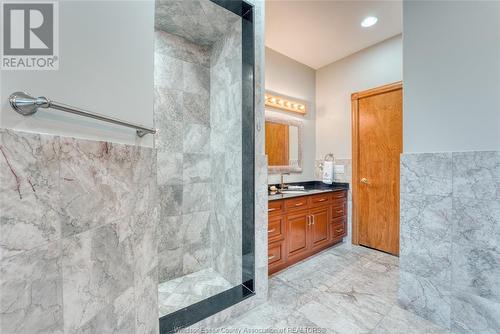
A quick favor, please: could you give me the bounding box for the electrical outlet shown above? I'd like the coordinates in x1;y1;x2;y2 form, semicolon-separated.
334;164;345;174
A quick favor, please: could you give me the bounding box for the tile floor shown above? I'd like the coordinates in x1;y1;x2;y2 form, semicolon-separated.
215;243;451;334
158;268;232;316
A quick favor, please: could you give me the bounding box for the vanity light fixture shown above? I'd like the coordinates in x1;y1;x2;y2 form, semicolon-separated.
361;16;378;28
265;92;307;115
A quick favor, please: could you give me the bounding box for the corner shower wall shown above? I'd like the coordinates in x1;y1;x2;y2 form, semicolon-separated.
154;2;243;314
155;30;213;282
210;20;243;286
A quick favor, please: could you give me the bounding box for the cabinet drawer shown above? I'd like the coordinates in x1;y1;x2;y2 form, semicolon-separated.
331;222;346;239
331;202;346;218
310;193;331;207
268;216;285;242
331;190;347;200
268;241;284;264
285;197;309;211
268;200;283;215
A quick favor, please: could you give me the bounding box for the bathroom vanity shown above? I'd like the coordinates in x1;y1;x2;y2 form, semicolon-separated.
267;183;349;275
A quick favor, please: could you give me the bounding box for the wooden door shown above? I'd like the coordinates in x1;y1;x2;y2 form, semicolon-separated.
352;82;402;255
310;206;330;250
265;121;289;166
286;209;309;258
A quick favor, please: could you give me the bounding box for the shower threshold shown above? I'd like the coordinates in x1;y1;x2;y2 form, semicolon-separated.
158;268;233;317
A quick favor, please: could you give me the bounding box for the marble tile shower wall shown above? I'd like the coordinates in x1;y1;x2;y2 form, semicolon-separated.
209;20;243;286
189;0;269;328
399;151;500;333
0;129;159;334
154;30;213;282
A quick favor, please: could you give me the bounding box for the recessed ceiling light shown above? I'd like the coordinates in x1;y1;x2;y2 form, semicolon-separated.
361;16;378;28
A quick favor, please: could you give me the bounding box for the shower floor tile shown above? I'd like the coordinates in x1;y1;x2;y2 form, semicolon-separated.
158;268;233;317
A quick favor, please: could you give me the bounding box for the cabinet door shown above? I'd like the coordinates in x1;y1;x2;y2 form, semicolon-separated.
268;215;285;243
286;209;310;259
310;206;330;250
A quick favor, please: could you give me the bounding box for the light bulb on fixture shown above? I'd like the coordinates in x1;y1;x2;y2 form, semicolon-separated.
361;16;378;28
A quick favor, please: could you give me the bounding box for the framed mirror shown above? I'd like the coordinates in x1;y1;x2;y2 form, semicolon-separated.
265;116;303;173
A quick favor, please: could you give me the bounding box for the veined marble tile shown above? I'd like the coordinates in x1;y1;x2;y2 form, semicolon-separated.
73;287;135;334
135;267;159;334
59;137;154;238
157;151;183;186
154;87;183;124
398;270;452;329
158;215;183;253
400;153;453;196
183;123;210;154
0;241;63;334
61;222;134;333
154;30;210;67
373;305;452;334
224;151;242;186
452;196;500;302
155;0;239;48
452;243;500;304
183;153;211;184
156;120;183;153
183;211;210;247
182;182;211;214
0;130;61;259
158;268;232;317
400;193;452;284
183;61;209;97
451;291;500;334
159;184;182;217
452;151;499;200
298;298;383;334
183;92;210;126
154;52;183;90
132;202;159;286
453;196;500;248
158;247;183;283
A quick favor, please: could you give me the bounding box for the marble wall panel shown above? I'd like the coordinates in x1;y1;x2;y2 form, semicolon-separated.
0;130;61;260
0;129;159;334
399;150;500;333
0;241;63;334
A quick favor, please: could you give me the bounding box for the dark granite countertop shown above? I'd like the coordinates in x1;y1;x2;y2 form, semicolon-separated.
268;181;349;201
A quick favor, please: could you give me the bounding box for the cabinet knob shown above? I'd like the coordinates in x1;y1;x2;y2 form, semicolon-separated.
360;178;369;184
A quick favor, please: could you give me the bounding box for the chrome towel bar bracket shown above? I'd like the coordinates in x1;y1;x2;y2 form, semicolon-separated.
8;91;157;137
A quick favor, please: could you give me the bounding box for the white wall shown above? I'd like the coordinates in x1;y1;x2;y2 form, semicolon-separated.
403;1;500;153
0;1;155;147
316;35;402;159
265;47;316;184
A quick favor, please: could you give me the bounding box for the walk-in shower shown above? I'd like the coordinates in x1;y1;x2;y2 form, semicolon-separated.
0;1;255;333
154;0;255;331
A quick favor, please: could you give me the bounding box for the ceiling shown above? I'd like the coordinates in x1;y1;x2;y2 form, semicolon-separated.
265;0;402;69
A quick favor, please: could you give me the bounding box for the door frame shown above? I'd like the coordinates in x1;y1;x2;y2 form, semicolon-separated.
351;81;402;246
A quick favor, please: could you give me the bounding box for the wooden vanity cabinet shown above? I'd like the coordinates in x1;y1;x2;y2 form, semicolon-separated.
268;190;348;275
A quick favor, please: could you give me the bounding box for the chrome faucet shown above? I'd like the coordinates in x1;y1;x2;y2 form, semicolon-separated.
280;172;290;191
